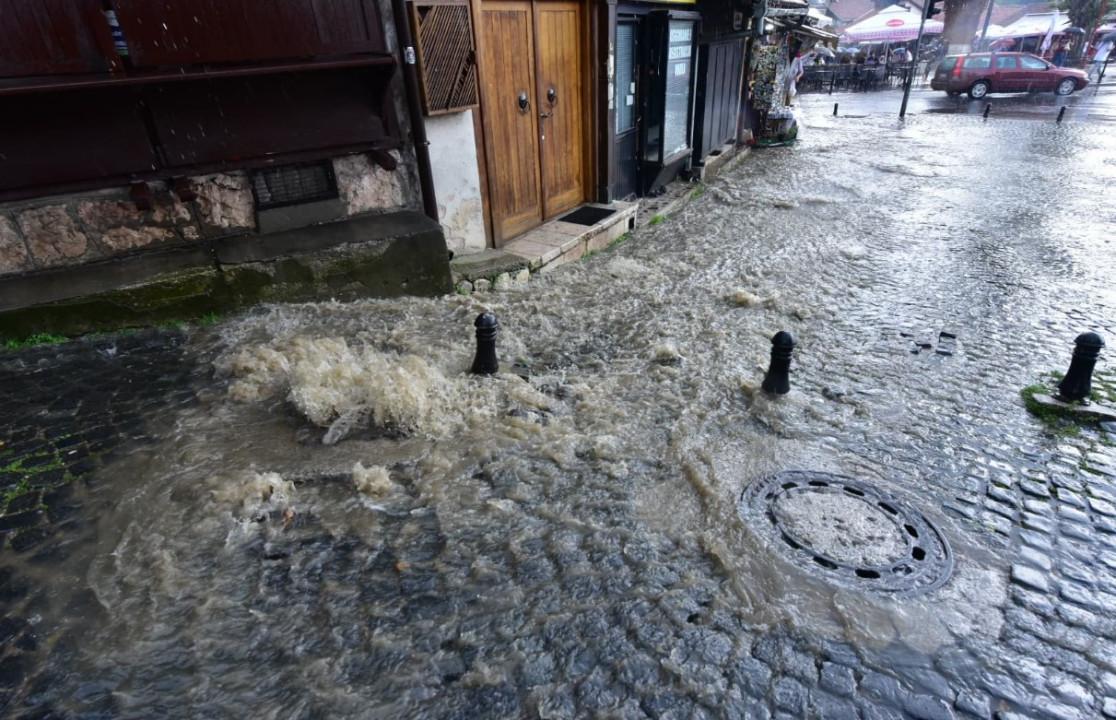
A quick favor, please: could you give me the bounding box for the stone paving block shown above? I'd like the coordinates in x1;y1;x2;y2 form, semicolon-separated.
773;677;807;715
1060;523;1093;543
1090;497;1116;517
819;662;856;697
1022;498;1051;516
954;690;992;720
1018;529;1054;551
859;702;906;720
1058;582;1102;613
902;692;956;720
809;690;859;720
1017;545;1052;571
1058;505;1092;526
860;671;906;707
1012;564;1050;592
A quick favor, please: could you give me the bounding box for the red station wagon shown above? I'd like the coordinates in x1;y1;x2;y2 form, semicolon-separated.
931;52;1089;98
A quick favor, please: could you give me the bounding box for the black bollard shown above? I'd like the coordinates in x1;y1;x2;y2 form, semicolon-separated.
1057;332;1104;403
983;104;990;120
1057;106;1066;124
833;102;839;116
471;312;499;375
761;331;796;395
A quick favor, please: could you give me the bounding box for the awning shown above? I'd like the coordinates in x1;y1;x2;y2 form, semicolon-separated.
807;8;834;29
989;12;1071;39
792;24;840;43
840;4;943;44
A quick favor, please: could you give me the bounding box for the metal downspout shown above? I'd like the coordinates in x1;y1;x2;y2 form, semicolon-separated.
390;0;440;222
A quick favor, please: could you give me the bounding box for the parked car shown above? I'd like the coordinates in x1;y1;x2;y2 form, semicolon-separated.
931;52;1089;98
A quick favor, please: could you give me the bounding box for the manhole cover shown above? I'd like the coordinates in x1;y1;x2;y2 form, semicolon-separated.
739;471;954;595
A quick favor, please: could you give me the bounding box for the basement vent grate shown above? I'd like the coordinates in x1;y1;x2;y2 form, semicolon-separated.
251;162;338;210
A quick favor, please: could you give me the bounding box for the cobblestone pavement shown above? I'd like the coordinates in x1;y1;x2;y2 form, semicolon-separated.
2;109;1116;720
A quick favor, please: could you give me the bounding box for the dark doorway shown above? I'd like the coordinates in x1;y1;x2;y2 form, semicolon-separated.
614;19;640;200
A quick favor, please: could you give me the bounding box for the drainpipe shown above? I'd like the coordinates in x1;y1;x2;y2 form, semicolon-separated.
390;0;440;222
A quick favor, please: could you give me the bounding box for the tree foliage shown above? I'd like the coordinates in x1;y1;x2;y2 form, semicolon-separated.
1058;0;1104;32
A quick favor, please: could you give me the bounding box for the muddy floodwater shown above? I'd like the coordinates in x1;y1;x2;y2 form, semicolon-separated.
3;105;1116;719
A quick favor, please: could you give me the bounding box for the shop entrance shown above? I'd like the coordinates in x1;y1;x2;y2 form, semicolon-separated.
614;19;640;200
612;8;697;199
477;0;586;244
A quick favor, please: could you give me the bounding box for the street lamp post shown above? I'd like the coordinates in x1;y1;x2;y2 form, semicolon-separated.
900;0;944;118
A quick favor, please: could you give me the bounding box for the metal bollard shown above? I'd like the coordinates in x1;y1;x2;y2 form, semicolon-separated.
471;312;499;375
761;331;796;395
1057;332;1104;403
833;102;839;116
983;104;990;120
1057;107;1066;124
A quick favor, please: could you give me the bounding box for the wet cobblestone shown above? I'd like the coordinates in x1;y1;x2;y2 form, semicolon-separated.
2;111;1116;718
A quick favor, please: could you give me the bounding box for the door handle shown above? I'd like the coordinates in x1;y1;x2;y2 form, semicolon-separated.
517;91;530;114
547;86;557;105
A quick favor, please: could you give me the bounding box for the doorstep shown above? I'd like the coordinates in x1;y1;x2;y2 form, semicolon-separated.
502;201;638;273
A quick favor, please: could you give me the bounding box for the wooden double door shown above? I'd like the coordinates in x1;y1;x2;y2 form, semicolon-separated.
477;0;585;244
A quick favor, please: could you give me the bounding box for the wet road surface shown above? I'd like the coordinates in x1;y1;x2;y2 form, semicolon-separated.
2;103;1116;719
805;84;1116;124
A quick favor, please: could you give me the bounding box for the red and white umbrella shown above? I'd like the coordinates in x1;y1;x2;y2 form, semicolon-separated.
840;4;944;44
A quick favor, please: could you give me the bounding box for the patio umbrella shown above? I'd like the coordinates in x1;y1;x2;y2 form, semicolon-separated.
840;5;944;44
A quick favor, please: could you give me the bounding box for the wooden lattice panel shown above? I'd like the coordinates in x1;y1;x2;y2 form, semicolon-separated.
410;1;479;115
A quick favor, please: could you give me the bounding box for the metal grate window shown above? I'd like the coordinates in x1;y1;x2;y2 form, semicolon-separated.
410;1;479;115
250;162;338;210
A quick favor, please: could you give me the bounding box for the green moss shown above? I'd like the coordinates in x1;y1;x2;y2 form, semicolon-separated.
1;477;33;512
3;333;68;350
1021;381;1081;436
649;215;666;226
689;185;706;201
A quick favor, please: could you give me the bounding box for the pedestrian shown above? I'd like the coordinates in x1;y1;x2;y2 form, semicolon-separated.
787;49;807;105
1052;40;1068;67
1090;37;1113;81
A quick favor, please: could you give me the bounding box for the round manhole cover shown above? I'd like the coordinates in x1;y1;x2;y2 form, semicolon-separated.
739;471;954;595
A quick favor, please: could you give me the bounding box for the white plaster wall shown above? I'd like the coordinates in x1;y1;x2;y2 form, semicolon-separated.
425;110;487;251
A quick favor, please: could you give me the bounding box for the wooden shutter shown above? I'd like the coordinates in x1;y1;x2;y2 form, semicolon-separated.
409;0;479;115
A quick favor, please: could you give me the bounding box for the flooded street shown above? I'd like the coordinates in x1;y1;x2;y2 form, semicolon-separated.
3;104;1116;719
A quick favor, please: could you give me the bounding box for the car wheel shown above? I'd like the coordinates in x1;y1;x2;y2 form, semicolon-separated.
1055;78;1076;96
968;80;990;99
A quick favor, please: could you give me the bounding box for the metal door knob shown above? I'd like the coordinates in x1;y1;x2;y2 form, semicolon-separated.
517;91;530;113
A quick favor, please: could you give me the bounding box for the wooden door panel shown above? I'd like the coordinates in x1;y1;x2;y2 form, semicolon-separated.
535;1;584;218
479;0;543;243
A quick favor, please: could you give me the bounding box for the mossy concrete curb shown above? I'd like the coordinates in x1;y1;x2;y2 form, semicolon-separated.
0;211;452;340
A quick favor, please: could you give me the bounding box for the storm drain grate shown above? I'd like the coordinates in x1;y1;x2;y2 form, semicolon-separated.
739;471;954;595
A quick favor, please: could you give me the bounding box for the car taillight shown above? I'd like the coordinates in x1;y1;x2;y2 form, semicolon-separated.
952;59;961;78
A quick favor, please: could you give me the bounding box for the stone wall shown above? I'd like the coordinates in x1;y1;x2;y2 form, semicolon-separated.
0;152;419;278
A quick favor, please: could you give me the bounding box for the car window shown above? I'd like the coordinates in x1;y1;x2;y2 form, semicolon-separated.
1020;56;1047;69
995;56;1017;69
937;57;958;72
963;56;991;69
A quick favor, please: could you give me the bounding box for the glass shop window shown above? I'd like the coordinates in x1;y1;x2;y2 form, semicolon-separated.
662;20;693;159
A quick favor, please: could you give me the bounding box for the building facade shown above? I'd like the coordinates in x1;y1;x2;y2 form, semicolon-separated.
0;1;452;336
